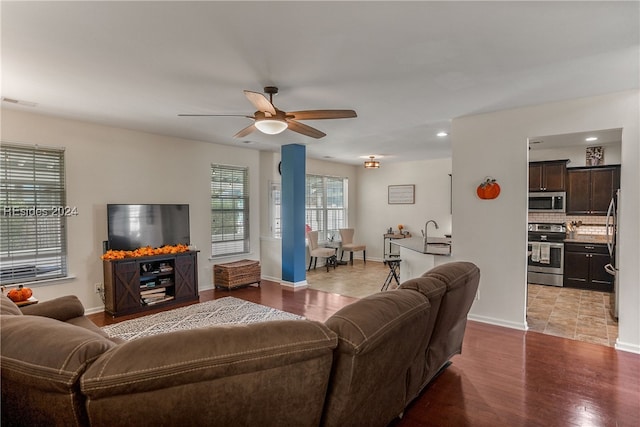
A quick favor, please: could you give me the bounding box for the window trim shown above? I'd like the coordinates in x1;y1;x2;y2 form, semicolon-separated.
305;174;348;243
210;164;250;257
0;142;68;285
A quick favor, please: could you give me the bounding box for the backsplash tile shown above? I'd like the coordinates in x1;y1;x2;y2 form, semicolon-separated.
528;212;610;235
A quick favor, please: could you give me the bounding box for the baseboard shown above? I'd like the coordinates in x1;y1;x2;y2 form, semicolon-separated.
467;314;528;331
85;306;105;315
614;339;640;354
280;280;308;290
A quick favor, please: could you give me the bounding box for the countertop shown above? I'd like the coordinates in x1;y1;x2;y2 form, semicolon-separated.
390;236;451;256
564;234;611;244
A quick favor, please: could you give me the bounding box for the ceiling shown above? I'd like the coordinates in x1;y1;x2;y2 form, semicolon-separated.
2;1;638;165
529;128;623;150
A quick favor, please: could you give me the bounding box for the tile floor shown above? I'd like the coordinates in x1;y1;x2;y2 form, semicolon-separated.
305;259;388;299
307;260;619;348
527;284;618;347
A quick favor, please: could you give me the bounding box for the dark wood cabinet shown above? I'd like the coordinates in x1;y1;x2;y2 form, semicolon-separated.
529;160;567;192
564;243;612;292
566;166;620;215
103;251;199;317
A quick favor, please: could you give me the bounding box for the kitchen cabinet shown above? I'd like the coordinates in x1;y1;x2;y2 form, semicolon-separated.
564;243;612;292
566;166;620;215
529;160;567;192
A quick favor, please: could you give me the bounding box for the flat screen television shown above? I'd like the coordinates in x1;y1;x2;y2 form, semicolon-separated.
107;204;190;251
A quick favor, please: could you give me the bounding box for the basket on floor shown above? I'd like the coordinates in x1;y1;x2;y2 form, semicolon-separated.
214;259;261;290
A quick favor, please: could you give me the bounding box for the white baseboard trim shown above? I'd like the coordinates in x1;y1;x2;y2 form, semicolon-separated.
467;314;528;331
280;280;308;290
85;306;105;315
614;340;640;354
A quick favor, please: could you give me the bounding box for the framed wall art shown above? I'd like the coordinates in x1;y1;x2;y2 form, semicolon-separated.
388;185;415;204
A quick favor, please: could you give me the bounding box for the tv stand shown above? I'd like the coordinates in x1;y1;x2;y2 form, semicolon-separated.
103;251;199;317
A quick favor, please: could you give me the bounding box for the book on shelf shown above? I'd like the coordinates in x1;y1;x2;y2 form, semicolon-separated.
159;262;173;273
140;281;157;289
145;295;174;305
140;288;166;297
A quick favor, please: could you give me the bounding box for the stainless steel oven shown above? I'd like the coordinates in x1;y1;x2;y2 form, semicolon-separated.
527;223;566;287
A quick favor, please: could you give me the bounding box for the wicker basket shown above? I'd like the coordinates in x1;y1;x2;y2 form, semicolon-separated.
214;259;261;290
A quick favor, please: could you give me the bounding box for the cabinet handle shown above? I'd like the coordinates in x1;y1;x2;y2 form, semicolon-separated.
584;246;595;249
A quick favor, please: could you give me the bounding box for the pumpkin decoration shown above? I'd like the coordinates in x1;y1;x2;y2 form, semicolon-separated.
101;243;190;260
7;285;33;303
476;177;501;200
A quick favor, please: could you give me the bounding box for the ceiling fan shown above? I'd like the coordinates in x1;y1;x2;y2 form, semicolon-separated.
178;86;357;139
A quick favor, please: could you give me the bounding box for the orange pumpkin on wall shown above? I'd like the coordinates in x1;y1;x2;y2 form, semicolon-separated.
477;178;501;200
7;285;33;302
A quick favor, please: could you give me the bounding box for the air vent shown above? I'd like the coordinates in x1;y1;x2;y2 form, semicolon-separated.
1;97;37;107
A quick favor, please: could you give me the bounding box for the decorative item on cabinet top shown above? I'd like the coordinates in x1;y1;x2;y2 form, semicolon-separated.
476;177;501;200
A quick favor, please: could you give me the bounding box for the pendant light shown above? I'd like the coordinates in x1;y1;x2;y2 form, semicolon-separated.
364;156;380;169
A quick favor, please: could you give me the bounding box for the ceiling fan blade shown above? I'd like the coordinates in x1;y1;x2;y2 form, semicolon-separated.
287;110;357;120
233;124;257;138
243;90;276;115
286;120;326;139
178;114;252;118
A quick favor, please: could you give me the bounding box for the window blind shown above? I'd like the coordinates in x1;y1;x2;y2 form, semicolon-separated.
305;174;347;242
211;164;249;257
0;143;68;284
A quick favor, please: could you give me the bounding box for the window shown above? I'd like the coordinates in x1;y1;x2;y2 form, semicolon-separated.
269;174;347;240
305;175;347;242
269;181;281;238
0;143;68;284
211;164;249;257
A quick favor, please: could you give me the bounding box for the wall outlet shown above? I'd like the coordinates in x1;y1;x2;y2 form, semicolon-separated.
94;283;103;294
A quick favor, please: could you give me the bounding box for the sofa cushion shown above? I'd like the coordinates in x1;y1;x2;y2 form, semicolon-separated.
322;289;431;427
1;314;116;427
398;275;447;401
20;295;85;321
419;261;480;383
81;319;338;427
0;292;22;316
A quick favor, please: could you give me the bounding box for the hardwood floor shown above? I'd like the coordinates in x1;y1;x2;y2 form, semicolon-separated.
88;280;640;426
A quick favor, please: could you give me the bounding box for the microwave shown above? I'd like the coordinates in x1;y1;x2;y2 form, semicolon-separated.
528;192;566;213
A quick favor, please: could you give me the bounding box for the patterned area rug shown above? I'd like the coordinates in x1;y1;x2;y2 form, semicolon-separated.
102;297;303;341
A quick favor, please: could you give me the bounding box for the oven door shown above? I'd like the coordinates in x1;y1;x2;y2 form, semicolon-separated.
527;242;564;273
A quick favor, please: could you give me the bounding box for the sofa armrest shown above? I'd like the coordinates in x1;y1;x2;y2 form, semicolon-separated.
1;314;116;427
20;295;85;321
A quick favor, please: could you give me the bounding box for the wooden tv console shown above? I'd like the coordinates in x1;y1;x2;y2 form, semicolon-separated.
103;251;199;317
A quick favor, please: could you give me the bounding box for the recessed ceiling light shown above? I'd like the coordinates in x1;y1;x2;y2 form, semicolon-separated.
437;132;448;137
585;136;598;142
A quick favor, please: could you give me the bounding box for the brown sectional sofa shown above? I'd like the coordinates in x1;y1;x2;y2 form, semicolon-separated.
1;261;480;427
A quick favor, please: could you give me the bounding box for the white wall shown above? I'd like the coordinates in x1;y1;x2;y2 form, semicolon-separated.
529;142;622;166
356;158;452;261
1;109;262;313
451;90;639;353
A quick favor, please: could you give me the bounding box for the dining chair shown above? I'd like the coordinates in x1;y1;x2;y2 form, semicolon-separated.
307;231;337;272
339;228;366;265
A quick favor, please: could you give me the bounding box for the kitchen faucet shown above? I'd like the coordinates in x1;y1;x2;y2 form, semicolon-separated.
422;220;439;250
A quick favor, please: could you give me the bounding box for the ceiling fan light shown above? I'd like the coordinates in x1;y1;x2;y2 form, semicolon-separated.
364;156;380;169
255;119;288;135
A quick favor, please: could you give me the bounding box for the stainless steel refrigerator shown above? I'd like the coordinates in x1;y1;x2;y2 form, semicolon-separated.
606;188;620;319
